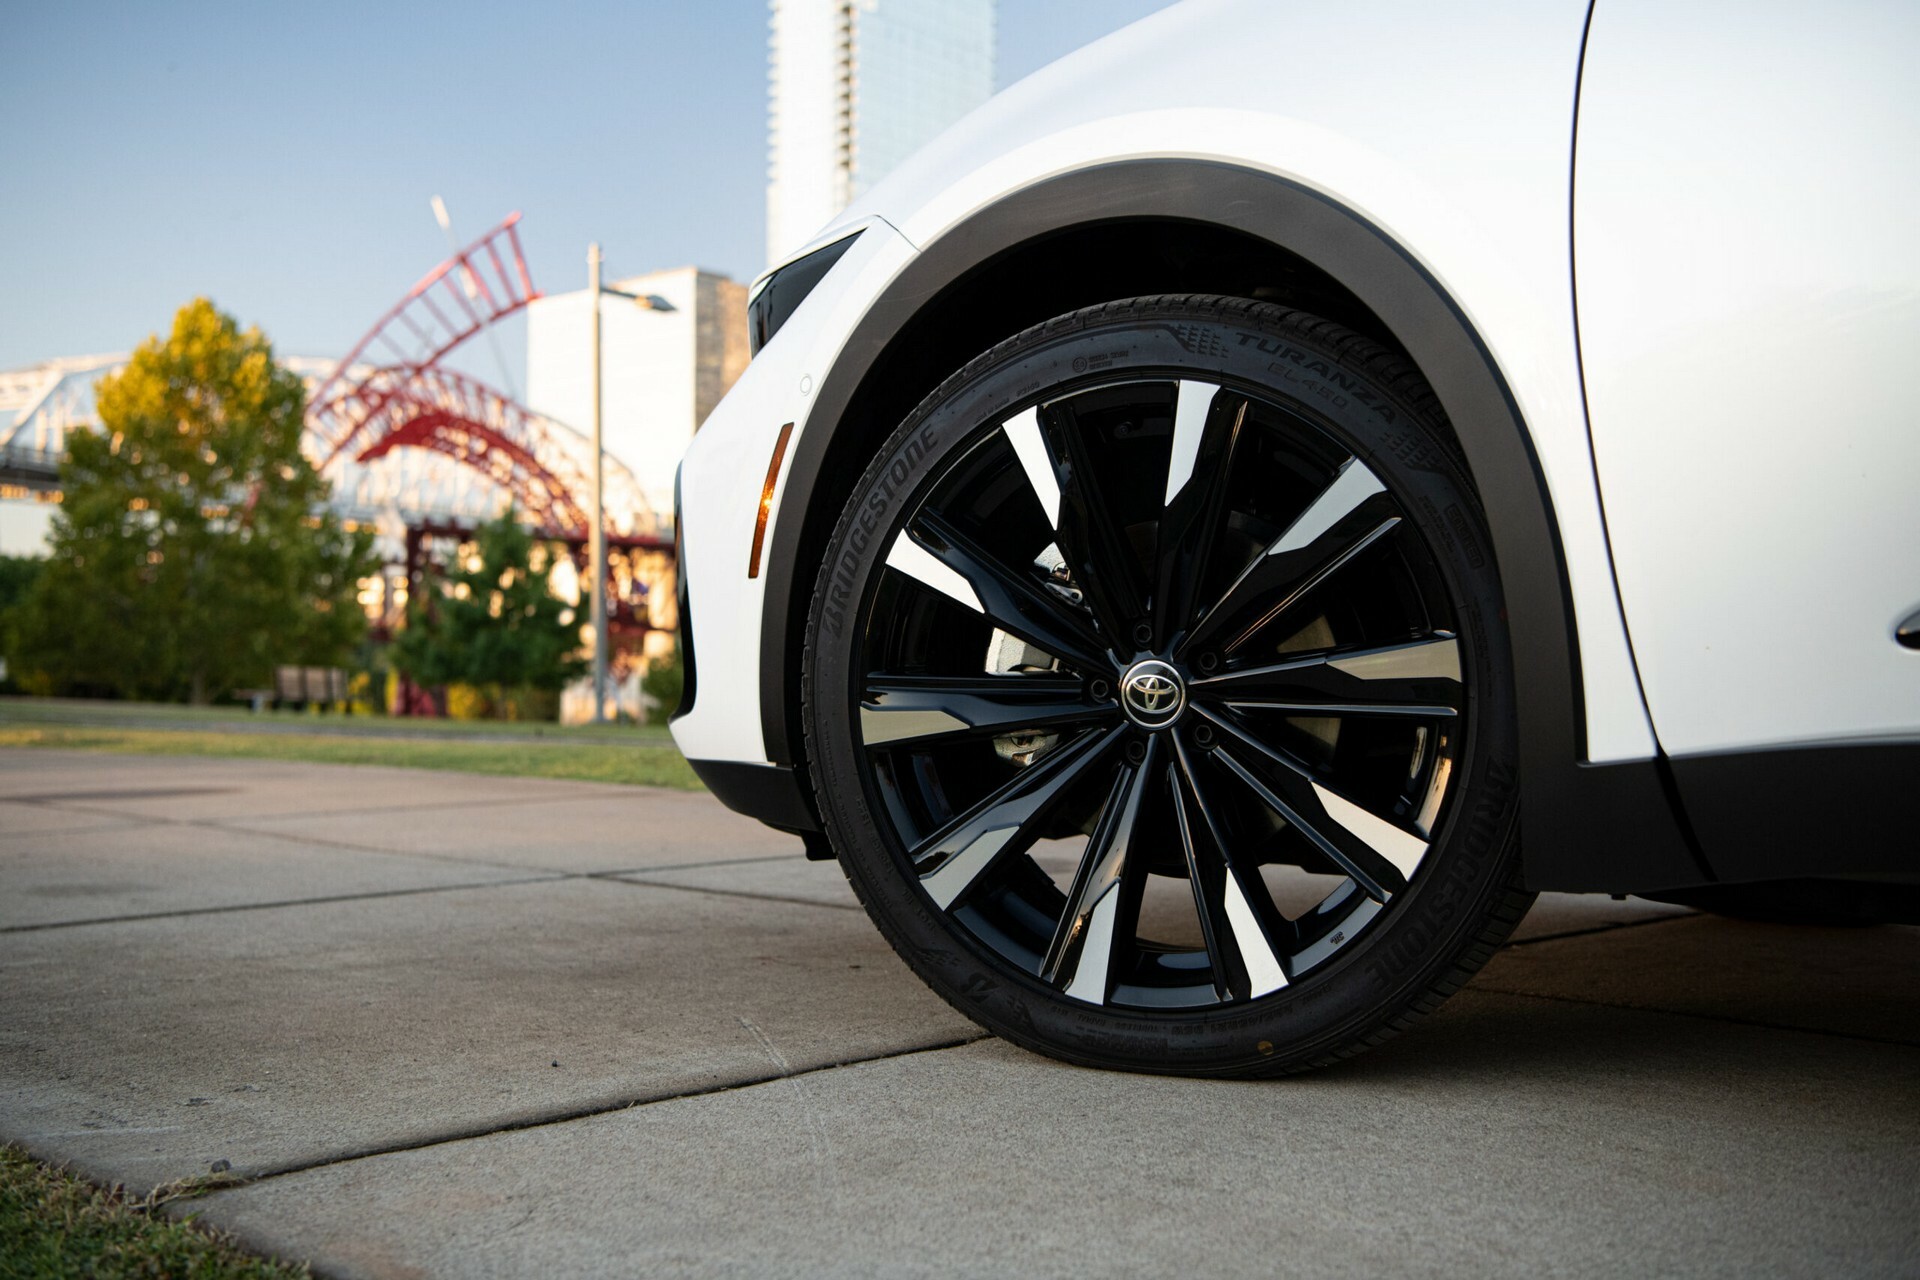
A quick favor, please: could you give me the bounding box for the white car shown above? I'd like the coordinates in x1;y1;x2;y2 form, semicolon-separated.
670;0;1917;1075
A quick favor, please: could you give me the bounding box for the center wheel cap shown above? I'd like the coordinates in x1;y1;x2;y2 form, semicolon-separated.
1119;659;1186;729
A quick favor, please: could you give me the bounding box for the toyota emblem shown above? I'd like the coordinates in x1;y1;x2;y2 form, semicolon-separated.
1119;660;1185;728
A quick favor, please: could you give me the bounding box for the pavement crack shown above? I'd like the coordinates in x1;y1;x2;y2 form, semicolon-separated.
739;1016;846;1209
217;1034;992;1189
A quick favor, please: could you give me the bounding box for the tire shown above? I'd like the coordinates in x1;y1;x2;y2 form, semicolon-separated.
803;296;1530;1076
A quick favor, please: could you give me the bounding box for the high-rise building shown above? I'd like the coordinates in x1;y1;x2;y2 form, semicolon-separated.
524;266;748;523
766;0;996;265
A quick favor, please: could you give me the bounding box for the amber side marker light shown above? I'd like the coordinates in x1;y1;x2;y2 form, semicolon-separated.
748;421;795;578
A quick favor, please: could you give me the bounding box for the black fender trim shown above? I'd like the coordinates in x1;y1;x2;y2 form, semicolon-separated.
755;158;1705;893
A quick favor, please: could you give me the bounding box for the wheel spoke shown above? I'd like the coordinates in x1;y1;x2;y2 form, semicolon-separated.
861;674;1104;747
1042;399;1149;652
1178;457;1401;660
894;517;1109;673
1042;734;1161;1003
911;725;1125;910
1166;752;1231;998
1169;736;1293;1000
1002;405;1061;527
1154;384;1245;648
1189;636;1462;718
1194;706;1424;902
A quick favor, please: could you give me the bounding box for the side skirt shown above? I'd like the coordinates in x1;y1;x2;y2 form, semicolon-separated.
1667;741;1918;885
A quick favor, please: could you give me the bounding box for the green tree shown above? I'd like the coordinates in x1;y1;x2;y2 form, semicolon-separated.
0;553;46;692
10;298;375;703
390;510;584;710
641;647;684;719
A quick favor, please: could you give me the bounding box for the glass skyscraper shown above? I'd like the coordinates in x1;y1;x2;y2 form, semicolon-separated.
766;0;996;265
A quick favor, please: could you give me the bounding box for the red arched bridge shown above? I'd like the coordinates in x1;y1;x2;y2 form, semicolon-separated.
303;213;673;688
312;365;658;544
307;212;668;548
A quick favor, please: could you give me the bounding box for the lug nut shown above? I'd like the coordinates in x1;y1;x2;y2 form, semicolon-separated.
1089;679;1111;700
1194;724;1215;747
1132;623;1153;646
1196;652;1218;673
1125;741;1147;764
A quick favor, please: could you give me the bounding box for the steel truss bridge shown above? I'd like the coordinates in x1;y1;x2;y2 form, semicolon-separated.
1;214;672;636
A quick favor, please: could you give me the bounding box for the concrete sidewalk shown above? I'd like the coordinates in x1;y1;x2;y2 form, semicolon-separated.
2;749;1915;1276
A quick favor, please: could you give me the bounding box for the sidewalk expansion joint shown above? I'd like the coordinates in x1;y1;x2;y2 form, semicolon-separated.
0;819;144;842
228;789;635;824
589;874;863;913
0;855;821;934
219;1034;992;1190
15;797;593;875
592;853;802;877
0;874;571;934
1499;911;1699;949
16;795;806;881
1468;985;1920;1048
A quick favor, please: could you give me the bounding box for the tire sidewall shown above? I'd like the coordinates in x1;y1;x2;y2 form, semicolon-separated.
805;301;1521;1075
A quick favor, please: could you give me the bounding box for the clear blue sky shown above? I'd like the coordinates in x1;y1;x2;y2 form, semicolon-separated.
0;1;1174;375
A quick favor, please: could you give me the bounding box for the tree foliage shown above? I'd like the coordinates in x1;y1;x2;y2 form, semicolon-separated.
641;646;684;719
0;553;46;692
390;510;584;698
9;298;375;703
0;555;41;615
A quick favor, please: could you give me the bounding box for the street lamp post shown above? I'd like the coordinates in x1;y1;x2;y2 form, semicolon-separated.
587;243;608;724
585;246;674;726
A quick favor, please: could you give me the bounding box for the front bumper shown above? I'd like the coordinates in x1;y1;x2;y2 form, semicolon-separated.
678;472;828;844
668;218;917;831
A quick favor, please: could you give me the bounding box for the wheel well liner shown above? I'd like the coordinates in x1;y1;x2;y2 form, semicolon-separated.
757;159;1703;892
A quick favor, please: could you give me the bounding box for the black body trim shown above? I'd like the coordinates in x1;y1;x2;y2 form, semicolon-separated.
1643;878;1920;926
753;159;1702;893
669;467;696;721
1669;742;1918;885
685;758;820;833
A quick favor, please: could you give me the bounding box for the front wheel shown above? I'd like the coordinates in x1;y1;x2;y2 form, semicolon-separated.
804;297;1529;1075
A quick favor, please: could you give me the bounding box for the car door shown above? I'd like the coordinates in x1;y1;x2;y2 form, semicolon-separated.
1573;0;1919;879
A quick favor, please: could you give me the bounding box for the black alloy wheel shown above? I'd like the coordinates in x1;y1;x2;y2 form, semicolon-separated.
805;297;1529;1075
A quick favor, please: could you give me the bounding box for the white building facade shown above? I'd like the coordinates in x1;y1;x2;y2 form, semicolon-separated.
524;266;748;522
766;0;995;264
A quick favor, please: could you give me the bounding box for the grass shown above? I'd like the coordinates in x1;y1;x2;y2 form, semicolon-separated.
0;694;676;743
0;1146;305;1280
0;724;703;790
0;696;698;790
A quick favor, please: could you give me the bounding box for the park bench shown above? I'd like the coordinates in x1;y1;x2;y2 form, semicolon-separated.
235;665;348;710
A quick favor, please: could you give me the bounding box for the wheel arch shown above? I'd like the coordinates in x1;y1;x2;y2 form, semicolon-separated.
760;158;1706;893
